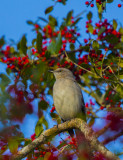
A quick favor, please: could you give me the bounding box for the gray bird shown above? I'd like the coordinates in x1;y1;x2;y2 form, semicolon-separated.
50;68;92;159
51;68;86;136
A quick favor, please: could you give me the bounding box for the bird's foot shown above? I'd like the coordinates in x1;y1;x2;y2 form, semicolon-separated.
53;124;58;128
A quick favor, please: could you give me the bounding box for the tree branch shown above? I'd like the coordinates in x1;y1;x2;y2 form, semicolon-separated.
11;118;120;160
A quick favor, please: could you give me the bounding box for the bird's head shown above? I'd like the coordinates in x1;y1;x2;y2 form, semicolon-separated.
49;68;75;80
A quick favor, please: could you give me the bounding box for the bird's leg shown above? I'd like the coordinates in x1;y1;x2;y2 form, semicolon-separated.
53;124;58;128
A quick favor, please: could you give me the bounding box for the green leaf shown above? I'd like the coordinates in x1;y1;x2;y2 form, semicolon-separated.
70;43;75;50
49;15;57;26
104;34;119;44
38;17;48;23
107;0;113;3
27;20;34;25
113;19;117;30
36;32;42;53
119;75;123;79
37;158;44;160
119;27;123;34
47;41;56;54
66;10;73;25
98;27;106;36
45;51;51;59
20;35;27;55
50;112;59;119
121;35;123;42
47;33;62;54
55;33;62;54
88;24;93;33
71;17;82;27
0;74;10;87
35;119;43;137
92;40;99;50
87;11;92;20
38;100;48;110
0;36;5;47
8;139;18;154
45;6;54;14
44;152;51;160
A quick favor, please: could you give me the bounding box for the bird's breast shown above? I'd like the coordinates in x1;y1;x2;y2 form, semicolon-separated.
53;79;82;121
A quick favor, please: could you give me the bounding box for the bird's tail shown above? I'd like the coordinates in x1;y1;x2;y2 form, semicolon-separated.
75;129;92;160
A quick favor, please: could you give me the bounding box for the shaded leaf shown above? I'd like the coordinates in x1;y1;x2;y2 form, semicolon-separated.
98;27;106;36
27;20;34;25
36;32;42;53
0;74;10;87
104;34;119;44
107;0;113;3
45;6;54;14
71;17;82;27
0;36;5;47
38;100;48;110
20;35;27;55
87;11;92;20
70;43;75;50
66;10;73;25
38;17;48;23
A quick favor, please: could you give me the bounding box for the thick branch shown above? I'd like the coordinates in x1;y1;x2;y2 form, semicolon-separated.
11;118;120;160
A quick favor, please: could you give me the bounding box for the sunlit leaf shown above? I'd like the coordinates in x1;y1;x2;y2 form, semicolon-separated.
55;33;62;54
8;139;18;154
49;15;57;26
35;119;43;137
113;19;117;30
92;40;99;50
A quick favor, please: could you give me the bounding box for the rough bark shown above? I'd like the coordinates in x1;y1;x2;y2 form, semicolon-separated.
11;118;120;160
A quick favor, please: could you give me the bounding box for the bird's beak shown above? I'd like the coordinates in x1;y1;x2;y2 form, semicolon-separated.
48;69;54;73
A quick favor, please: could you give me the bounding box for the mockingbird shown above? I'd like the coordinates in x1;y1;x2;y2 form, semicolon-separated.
50;67;86;134
50;68;91;159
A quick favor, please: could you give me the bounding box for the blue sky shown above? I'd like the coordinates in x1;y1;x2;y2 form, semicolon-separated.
0;0;123;159
0;0;123;44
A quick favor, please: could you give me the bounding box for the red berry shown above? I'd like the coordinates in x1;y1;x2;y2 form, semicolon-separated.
118;4;121;8
84;39;88;43
91;4;94;7
35;24;39;28
85;1;89;5
6;45;10;51
100;106;104;110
